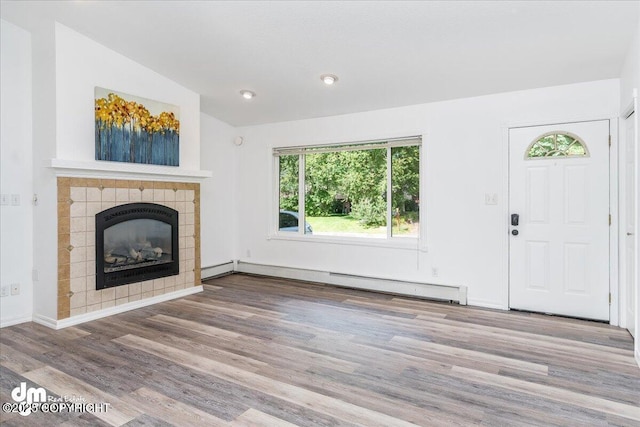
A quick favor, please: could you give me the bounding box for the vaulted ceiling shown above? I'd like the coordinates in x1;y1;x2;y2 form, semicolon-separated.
1;1;638;126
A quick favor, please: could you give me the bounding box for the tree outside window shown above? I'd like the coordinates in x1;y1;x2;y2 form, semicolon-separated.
276;138;420;239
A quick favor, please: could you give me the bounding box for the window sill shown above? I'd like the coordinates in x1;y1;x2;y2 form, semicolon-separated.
268;233;427;251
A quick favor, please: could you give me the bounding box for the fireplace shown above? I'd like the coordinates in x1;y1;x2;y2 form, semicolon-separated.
96;203;179;289
56;178;200;320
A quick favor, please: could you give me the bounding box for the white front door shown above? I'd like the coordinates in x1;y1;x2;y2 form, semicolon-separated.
624;112;636;337
509;120;610;321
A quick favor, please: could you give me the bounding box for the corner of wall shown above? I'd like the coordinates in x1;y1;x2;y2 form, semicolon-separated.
0;19;35;327
31;20;59;321
199;113;239;268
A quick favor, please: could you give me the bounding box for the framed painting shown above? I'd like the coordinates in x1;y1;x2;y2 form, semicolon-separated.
95;87;180;166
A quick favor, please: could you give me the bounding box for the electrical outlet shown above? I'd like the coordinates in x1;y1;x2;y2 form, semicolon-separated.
484;193;498;205
246;249;251;258
0;286;9;297
11;283;20;296
432;267;439;277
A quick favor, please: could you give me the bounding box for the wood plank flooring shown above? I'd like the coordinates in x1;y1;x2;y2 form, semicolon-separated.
1;273;638;426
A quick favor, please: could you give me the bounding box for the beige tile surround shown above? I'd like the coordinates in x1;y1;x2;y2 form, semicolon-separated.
57;178;201;320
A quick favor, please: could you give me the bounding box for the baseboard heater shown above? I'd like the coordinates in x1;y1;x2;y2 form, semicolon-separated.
201;261;235;279
225;260;467;305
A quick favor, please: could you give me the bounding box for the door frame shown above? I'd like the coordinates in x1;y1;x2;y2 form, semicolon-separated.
620;88;639;367
502;115;619;325
620;99;637;334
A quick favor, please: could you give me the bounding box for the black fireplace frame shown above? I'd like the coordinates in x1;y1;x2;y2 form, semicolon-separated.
96;203;179;290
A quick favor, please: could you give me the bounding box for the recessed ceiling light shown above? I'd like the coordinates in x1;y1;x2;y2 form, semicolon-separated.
320;74;338;85
240;90;256;99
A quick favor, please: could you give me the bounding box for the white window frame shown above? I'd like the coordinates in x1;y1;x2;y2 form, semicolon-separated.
271;136;424;249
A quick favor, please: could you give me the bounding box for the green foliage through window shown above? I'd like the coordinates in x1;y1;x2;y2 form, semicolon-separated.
391;146;420;237
276;138;420;238
279;155;298;212
527;133;588;158
351;198;387;227
304;149;387;219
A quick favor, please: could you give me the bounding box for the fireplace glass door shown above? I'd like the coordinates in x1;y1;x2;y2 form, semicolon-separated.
104;219;172;272
96;203;179;289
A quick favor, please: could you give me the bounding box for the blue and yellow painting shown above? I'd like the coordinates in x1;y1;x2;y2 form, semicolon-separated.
95;87;180;166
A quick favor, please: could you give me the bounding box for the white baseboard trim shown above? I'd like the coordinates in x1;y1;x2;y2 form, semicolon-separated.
636;348;639;369
201;262;235;279
32;286;204;330
32;314;58;329
466;298;509;311
0;314;34;328
235;261;467;305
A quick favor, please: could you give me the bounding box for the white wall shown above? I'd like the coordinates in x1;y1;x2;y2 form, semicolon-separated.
55;23;201;170
200;113;237;268
0;20;34;326
233;79;620;309
30;19;59;322
620;19;639;112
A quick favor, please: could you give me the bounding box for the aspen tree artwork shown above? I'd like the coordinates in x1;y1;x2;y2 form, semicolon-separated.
95;87;180;166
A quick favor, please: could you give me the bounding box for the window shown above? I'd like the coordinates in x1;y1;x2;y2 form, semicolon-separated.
526;132;588;159
391;146;420;237
275;136;421;240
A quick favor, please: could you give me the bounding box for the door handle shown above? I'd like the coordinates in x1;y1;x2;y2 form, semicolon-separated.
628;232;635;236
511;214;519;226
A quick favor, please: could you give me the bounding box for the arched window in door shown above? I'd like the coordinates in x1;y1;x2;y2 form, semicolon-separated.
525;132;589;159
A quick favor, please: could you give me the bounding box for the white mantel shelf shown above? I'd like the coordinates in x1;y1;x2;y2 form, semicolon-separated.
50;159;212;182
